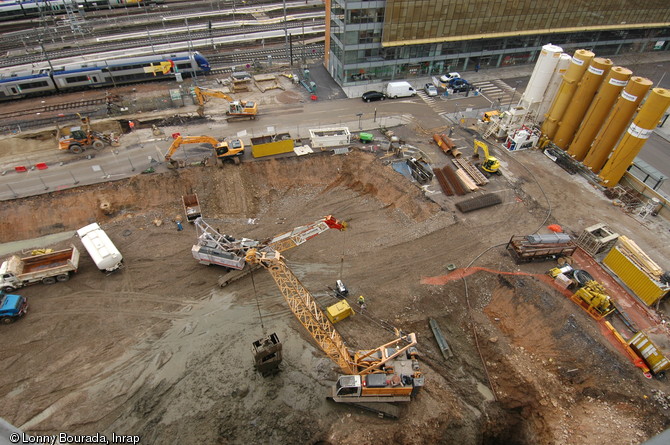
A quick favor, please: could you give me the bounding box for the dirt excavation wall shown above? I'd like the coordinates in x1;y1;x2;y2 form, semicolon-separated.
0;151;439;243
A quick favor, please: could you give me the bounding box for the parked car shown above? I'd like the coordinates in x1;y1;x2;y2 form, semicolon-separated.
424;83;438;96
439;72;461;83
362;91;386;102
451;79;471;93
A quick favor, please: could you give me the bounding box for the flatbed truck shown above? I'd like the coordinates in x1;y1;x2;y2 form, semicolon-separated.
506;235;577;264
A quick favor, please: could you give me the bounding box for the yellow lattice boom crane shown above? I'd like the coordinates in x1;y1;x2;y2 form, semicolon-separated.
245;237;424;414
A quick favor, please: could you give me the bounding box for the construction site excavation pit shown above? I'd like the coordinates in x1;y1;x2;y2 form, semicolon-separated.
1;149;669;444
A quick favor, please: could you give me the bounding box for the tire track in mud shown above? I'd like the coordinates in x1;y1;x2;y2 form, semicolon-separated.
39;289;206;306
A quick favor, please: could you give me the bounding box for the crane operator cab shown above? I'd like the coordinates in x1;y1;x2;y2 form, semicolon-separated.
229;101;256;116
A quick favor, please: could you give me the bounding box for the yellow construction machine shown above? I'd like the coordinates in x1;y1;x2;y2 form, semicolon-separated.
57;115;119;154
245;220;424;418
473;139;501;176
193;86;258;120
164;135;244;168
571;280;616;320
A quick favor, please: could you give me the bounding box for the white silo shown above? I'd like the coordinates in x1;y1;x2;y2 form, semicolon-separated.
521;44;563;111
534;53;572;123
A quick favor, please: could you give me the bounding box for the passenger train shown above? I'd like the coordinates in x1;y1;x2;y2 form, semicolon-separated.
0;51;211;100
0;0;165;22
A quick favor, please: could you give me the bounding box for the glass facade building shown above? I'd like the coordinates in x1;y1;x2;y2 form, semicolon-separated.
325;0;670;87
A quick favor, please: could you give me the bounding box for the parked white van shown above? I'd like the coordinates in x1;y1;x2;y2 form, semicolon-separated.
384;81;417;99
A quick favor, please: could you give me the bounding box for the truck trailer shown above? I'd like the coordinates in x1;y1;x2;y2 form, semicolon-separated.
0;246;80;292
506;235;577;264
182;194;202;223
77;223;123;272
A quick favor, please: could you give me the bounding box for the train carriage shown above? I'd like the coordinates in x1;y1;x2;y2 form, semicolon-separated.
0;51;210;100
0;0;165;22
0;69;55;99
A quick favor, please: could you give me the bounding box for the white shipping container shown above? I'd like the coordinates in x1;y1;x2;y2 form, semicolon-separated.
77;223;123;272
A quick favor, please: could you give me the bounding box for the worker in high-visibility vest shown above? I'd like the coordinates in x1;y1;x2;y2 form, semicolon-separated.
358;295;365;306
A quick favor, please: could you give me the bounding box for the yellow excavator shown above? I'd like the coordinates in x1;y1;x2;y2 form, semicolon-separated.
193;86;258;120
164;135;244;168
473;139;501;176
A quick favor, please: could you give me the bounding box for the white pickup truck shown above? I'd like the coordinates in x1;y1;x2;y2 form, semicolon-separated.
0;246;80;292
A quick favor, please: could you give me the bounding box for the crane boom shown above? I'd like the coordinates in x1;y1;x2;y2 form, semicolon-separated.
267;215;348;253
245;220;425;410
245;249;358;375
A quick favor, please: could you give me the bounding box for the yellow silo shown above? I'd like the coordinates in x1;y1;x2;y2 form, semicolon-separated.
553;57;613;150
540;49;595;139
568;66;632;161
599;88;670;188
583;77;653;173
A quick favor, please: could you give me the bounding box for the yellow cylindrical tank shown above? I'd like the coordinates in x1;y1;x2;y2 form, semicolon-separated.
568;66;632;161
540;49;594;139
599;88;670;187
583;77;653;173
553;57;613;149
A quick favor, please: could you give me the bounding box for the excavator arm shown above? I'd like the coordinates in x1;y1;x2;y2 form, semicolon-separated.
165;135;220;162
193;86;258;119
194;86;235;105
473;139;501;175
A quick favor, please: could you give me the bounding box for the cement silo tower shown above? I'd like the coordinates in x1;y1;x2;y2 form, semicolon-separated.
582;77;653;173
536;53;572;123
520;44;563;112
567;66;632;161
599;88;670;187
541;49;595;139
552;57;613;149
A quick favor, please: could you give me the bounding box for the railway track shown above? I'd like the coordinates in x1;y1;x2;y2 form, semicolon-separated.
0;39;323;129
1;0;324;66
1;16;325;68
0;99;108;120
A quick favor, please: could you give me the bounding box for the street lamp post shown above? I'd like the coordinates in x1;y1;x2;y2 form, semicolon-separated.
356;113;363;129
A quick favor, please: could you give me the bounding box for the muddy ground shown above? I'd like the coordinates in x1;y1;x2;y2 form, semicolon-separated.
2;88;670;444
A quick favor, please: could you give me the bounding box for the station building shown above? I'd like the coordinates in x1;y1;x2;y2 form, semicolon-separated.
324;0;670;88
